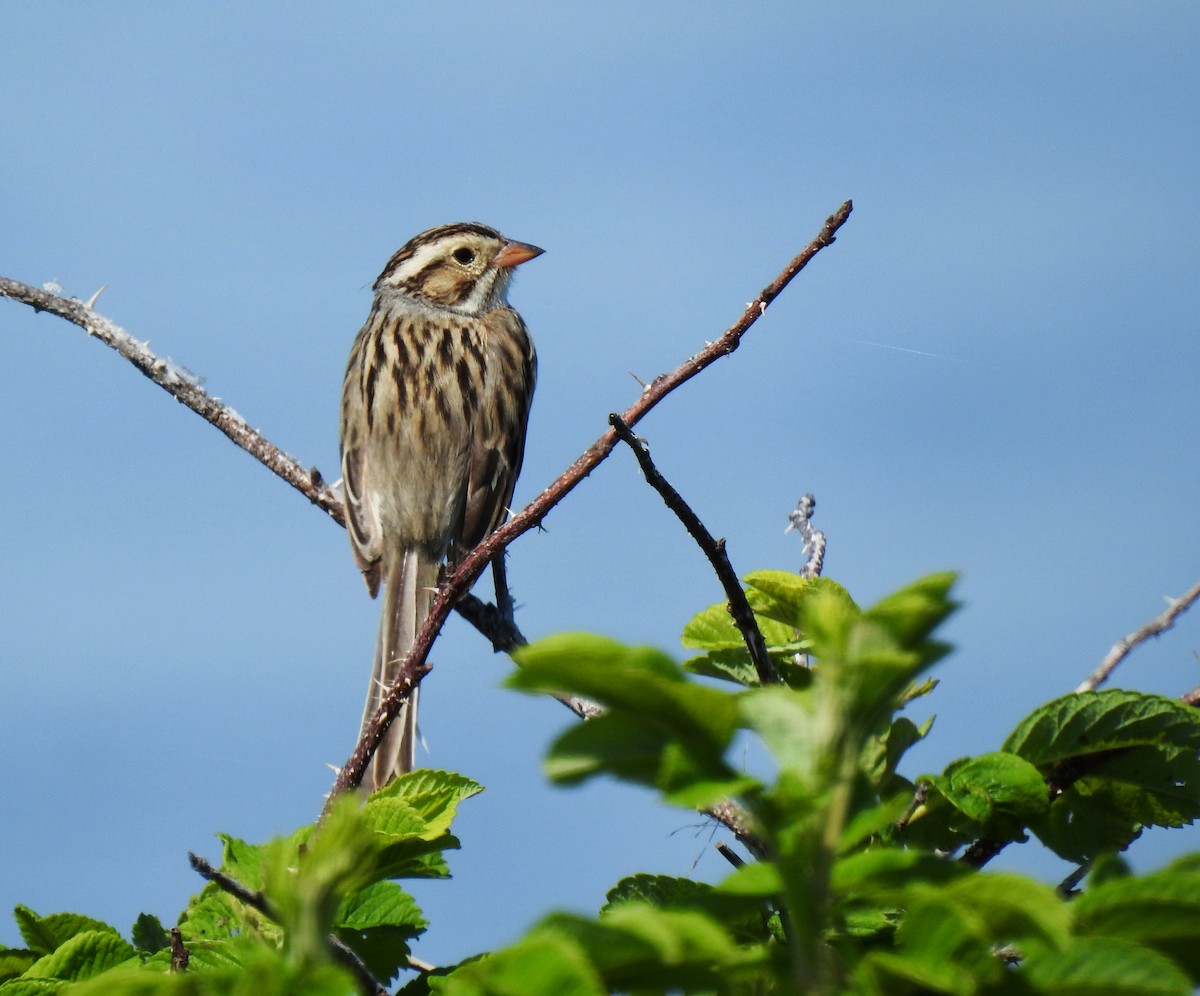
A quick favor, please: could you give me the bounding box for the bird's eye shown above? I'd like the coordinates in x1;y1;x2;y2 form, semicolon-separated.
452;247;476;265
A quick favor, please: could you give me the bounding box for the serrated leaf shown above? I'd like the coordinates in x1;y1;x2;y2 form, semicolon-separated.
744;572;857;630
1074;871;1200;978
1004;690;1200;767
129;914;169;956
336;880;424;933
335;881;425;984
1023;936;1192;994
602;875;715;912
366;769;483;837
932;751;1048;833
22;930;134;982
12;909;120;958
0;949;37;983
681;599;798;654
602;874;767;945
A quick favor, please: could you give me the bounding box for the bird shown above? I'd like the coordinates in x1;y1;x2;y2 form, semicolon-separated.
339;222;541;791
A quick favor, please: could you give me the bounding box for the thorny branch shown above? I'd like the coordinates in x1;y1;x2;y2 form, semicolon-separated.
2;200;854;834
187;853;389;996
609;412;777;685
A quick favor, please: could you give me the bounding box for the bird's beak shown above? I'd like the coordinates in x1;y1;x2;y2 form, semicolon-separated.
493;240;544;269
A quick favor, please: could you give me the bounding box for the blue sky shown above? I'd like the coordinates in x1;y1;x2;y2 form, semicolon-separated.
3;1;1198;970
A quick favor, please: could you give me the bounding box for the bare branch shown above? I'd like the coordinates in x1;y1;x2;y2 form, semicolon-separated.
609;413;777;685
188;852;389;996
1076;579;1200;693
786;494;825;579
0;276;344;522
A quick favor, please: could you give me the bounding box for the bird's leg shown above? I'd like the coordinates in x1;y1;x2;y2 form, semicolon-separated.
491;552;516;629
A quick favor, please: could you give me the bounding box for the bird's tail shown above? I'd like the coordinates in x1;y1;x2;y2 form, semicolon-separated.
360;550;439;792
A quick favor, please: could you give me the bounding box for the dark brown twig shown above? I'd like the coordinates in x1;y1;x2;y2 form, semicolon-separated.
716;841;746;869
169;927;189;973
609;413;777;686
187;852;389;996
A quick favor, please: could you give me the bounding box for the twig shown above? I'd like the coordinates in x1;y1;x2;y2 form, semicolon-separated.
0;277;345;522
895;781;928;832
1076;579;1200;693
187;852;389;996
169;927;189;973
716;841;746;869
1057;860;1091;897
327;201;853;799
785;494;825;579
609;413;777;685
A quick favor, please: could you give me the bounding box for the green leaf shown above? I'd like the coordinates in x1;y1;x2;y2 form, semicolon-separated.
22;930;134;982
602;874;768;945
512;635;739;749
543;711;752;807
833;848;966;900
863;572;958;647
931;751;1048;835
1023;936;1192;995
1004;690;1200;767
365;769;483;838
838;791;915;852
439;934;604;995
529;906;761;993
1074;870;1200;979
1009;694;1200;861
681;597;799;652
0;949;37;984
855;949;976;995
898;872;1070;973
715;861;783;898
738;685;813;773
743;572;857;630
681;647;761;686
129;914;169;957
215;833;268;892
12;908;121;958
